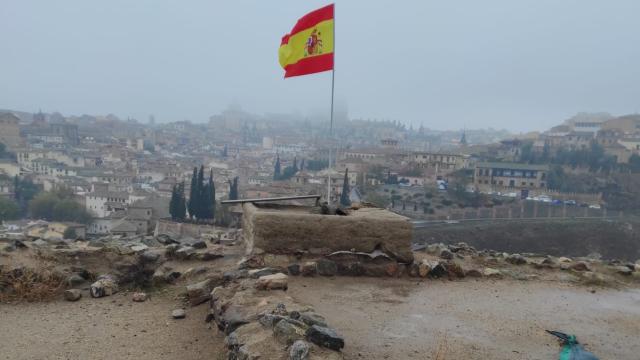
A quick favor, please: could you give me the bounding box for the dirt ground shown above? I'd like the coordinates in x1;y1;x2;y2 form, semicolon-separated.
289;277;640;360
0;289;225;360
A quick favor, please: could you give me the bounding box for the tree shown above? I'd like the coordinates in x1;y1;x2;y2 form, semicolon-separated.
176;182;187;220
28;190;92;224
222;144;228;157
293;157;298;172
0;197;20;221
274;155;281;180
206;169;216;221
63;227;78;240
299;159;305;171
229;176;239;200
340;169;351;207
188;167;198;219
13;176;40;214
169;184;180;220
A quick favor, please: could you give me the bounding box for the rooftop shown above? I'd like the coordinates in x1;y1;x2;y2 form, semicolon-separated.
476;162;549;171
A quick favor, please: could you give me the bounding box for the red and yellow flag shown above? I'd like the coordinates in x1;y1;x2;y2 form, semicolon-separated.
279;4;334;78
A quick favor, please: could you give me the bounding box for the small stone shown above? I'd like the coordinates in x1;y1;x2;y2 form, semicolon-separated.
289;340;310;360
439;249;454;260
464;268;483;278
90;275;118;298
558;257;573;263
444;262;466;278
407;262;419;277
483;268;502;277
614;266;633;276
384;262;399;277
132;292;147;302
64;289;82;301
316;259;338;276
256;273;288;291
288;264;301;276
305;325;345;351
418;260;431;278
172;309;186;319
259;314;284;327
131;244;149;252
301;262;317;276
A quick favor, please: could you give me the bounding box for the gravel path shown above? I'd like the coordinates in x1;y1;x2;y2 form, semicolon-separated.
0;290;223;360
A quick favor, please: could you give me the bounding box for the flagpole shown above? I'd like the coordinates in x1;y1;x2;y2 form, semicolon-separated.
327;3;336;205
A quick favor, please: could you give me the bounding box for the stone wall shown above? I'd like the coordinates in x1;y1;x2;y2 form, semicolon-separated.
242;203;414;263
154;219;215;239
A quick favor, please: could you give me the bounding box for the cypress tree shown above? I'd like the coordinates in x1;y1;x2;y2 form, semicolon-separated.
340;169;351;207
169;184;178;219
293;157;298;172
229;176;239;200
197;165;205;220
188;167;198;219
299;159;305;171
274;155;281;180
223;144;228;157
177;182;187;220
208;169;216;220
13;175;20;203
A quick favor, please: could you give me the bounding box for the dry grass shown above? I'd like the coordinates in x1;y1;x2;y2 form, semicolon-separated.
0;265;65;303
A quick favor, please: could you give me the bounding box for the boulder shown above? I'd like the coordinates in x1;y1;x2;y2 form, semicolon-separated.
558;257;572;263
305;325;345;351
256;273;288;291
505;254;527;265
180;237;207;249
274;319;305;345
439;249;454;260
289;340;310;360
299;312;327;328
483;268;502;278
156;233;178;245
429;262;448;278
196;250;223;261
66;274;86;287
316;259;338;276
64;289;82;301
140;250;161;264
570;261;591;272
464;268;483;278
249;268;282;279
407;262;419;277
130;244;149;253
90;275;118;298
288;264;301;276
418;260;431;278
613;266;633;276
175;246;196;260
186;277;222;306
172;308;186;319
301;262;317;277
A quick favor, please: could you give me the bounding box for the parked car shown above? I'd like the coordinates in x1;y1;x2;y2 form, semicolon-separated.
552;200;563;205
506;192;518;198
538;195;552;203
564;200;577;206
589;204;601;209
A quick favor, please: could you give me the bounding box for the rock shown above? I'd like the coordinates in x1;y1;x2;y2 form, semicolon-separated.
439;249;454;260
570;261;591;272
274;303;288;315
613;266;633;276
426;243;446;255
130;244;149;252
305;325;345;351
418;260;431;277
64;289;82;301
316;259;338;276
249;268;282;279
32;239;47;247
558;257;572;263
506;254;527;265
444;262;466;278
140;250;161;263
175;246;196;260
274;319;305;345
196;250;223;261
165;243;180;256
186;277;221;306
223;269;248;282
384;262;399;277
259;313;285;328
301;262;317;276
407;262;419;277
256;273;288;291
180;237;207;249
299;312;327;328
288;264;301;276
289;340;310;360
483;268;502;278
156;233;178;245
66;274;85;287
464;268;483;278
429;262;448;278
183;266;208;278
90;275;118;298
132;292;147;302
172;308;186;319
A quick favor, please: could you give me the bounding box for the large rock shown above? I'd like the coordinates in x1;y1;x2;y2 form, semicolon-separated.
274;319;305;345
175;246;196;260
288;264;301;276
181;237;207;249
255;273;288;291
570;261;591;272
305;325;345;351
506;254;527;265
64;289;82;301
613;265;633;276
418;259;431;277
186;276;222;306
249;268;282;279
90;275;118;298
289;340;310;360
316;259;338;276
439;249;454;260
301;262;317;277
66;274;85;287
299;312;327;328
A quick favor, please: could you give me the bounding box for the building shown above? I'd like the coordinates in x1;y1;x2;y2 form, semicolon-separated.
0;112;22;150
474;162;549;192
409;152;466;173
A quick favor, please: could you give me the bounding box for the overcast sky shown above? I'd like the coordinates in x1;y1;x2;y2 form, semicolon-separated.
2;1;639;131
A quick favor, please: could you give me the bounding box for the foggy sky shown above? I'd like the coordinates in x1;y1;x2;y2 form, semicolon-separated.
1;0;639;132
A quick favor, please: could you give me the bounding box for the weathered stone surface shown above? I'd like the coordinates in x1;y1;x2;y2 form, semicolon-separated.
242;203;413;263
464;268;483;278
66;274;85;287
172;308;186;319
305;325;344;351
196;250;223;261
140;250;161;263
483;268;502;278
259;313;285;328
64;289;82;301
175;246;196;260
223;270;248;282
444;262;465;278
130;244;149;253
407;262;419;277
90;275;118;298
274;319;305;345
288;264;301;276
299;312;327;328
186;276;222;306
439;249;454;260
132;292;147;302
180;237;207;249
506;254;527;265
613;266;633;276
429;262;447;278
256;273;288;291
316;259;338;276
301;262;317;277
418;260;431;277
289;340;310;360
558;257;572;263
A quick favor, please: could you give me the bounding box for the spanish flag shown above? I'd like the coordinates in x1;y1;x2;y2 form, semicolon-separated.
279;4;334;78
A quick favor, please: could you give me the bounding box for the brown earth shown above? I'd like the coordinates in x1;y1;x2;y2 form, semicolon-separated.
288;277;640;360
